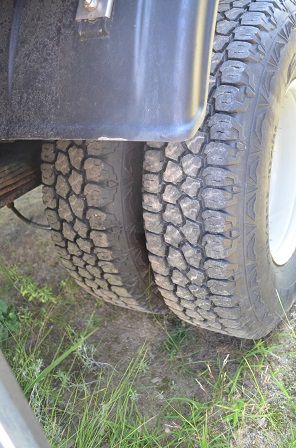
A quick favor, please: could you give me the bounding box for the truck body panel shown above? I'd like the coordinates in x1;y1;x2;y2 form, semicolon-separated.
0;0;218;141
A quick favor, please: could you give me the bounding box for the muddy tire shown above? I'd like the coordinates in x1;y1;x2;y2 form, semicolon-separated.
143;0;296;338
41;140;166;313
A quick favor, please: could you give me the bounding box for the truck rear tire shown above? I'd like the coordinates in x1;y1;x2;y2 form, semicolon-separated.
42;140;166;313
143;0;296;338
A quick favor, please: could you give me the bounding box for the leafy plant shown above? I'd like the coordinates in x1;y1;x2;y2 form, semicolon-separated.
0;299;19;342
1;265;57;304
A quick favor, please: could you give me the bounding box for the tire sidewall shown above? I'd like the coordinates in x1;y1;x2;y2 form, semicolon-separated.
245;15;296;326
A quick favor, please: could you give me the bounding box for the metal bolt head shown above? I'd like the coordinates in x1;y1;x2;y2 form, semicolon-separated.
84;0;98;11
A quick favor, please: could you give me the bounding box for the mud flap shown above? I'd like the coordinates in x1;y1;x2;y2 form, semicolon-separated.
0;0;218;141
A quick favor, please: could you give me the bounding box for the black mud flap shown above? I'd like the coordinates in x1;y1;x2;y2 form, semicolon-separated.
0;0;218;142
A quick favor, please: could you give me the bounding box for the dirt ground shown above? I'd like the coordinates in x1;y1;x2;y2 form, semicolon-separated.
0;187;294;447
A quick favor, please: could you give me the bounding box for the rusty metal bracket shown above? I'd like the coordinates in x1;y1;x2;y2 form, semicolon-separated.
76;0;114;21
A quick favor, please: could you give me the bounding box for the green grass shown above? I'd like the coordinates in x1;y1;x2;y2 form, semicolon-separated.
1;264;296;447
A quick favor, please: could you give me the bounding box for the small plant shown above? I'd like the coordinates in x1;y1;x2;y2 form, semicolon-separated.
0;299;19;342
59;278;80;295
1;265;56;304
164;321;191;360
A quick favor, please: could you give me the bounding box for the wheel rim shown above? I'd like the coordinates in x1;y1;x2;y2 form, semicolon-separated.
269;79;296;266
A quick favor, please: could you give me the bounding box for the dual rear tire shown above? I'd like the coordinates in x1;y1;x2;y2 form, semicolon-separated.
42;0;296;339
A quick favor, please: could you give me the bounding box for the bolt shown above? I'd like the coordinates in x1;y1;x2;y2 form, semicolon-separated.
84;0;98;11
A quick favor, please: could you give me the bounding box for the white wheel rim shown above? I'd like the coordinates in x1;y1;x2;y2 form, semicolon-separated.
269;79;296;266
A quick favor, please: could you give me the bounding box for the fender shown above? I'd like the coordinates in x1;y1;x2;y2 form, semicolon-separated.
0;0;218;142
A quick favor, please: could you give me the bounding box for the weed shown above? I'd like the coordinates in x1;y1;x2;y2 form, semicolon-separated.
0;299;19;342
1;265;56;304
162;320;192;365
59;277;80;294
